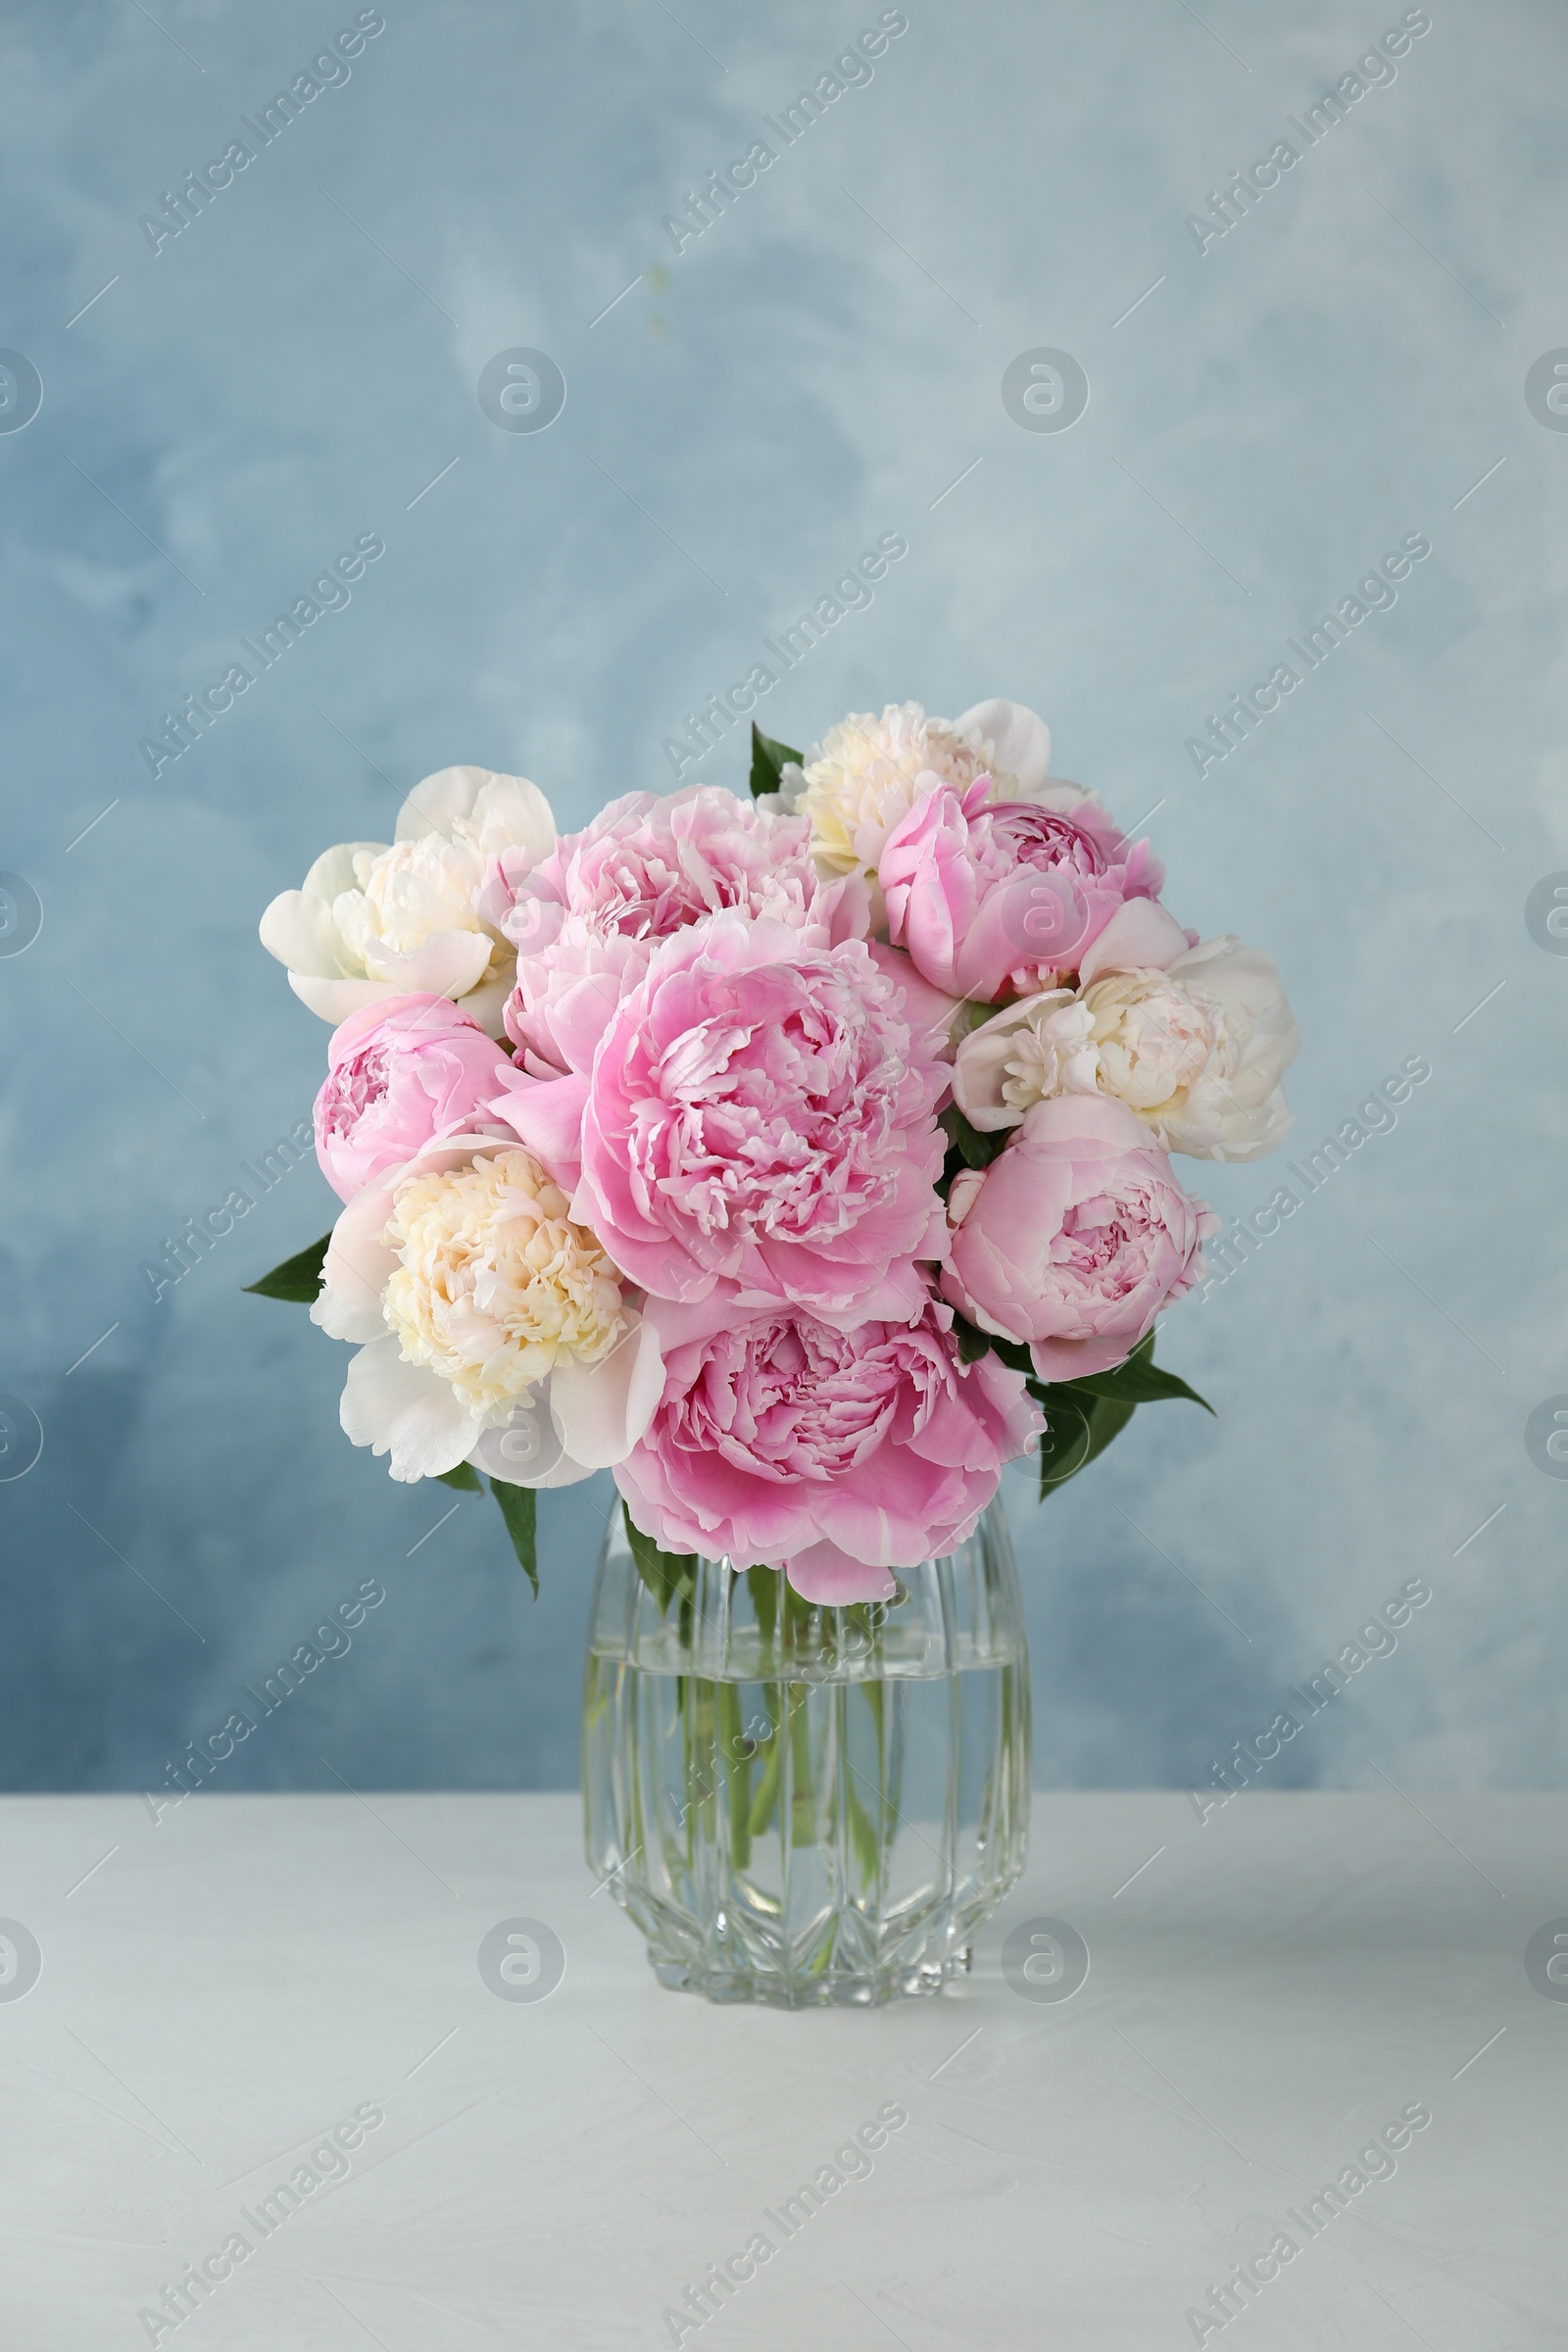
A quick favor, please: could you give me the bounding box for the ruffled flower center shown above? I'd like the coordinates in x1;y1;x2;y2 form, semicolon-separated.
997;1000;1100;1113
1051;1186;1170;1304
1084;974;1224;1113
568;793;819;941
335;838;498;967
321;1043;393;1140
382;1148;626;1419
636;956;920;1253
981;799;1123;886
674;1311;948;1483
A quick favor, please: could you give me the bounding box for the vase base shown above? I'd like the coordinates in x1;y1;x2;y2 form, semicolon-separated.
648;1945;973;2008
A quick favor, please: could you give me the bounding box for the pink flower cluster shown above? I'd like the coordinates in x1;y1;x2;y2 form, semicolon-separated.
275;703;1295;1600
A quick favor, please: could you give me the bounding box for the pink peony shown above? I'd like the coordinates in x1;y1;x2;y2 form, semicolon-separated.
481;785;856;1078
313;995;512;1201
866;941;965;1059
880;780;1164;1003
940;1095;1217;1381
616;1294;1042;1601
570;912;949;1322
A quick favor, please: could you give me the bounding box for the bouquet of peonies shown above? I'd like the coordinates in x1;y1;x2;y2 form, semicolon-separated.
250;699;1298;1601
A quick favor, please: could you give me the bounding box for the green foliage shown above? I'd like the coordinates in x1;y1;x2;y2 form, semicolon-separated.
623;1500;697;1614
938;1102;1008;1182
949;1310;994;1366
967;1328;1214;1501
1070;1349;1215;1414
1039;1391;1137;1499
243;1233;331;1302
435;1461;483;1491
492;1480;539;1597
749;721;803;800
1026;1385;1095;1495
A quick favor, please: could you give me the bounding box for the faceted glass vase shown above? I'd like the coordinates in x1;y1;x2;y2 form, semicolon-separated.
582;1499;1030;2007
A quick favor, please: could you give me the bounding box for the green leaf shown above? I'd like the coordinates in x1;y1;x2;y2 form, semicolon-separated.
1028;1385;1138;1501
938;1102;1007;1172
987;1330;1035;1379
949;1311;994;1366
750;721;803;800
436;1461;482;1491
243;1232;331;1302
1028;1333;1214;1501
492;1480;539;1597
1075;1392;1139;1476
1068;1355;1215;1414
951;1308;1036;1383
1029;1387;1096;1496
622;1499;696;1614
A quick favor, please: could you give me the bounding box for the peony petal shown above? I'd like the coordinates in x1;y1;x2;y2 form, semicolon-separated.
301;841;387;904
950;1024;1019;1127
468;772;557;861
314;1176;402;1339
468;1396;565;1485
549;1313;664;1469
260;888;356;978
324;990;474;1069
488;1068;590;1191
1077;897;1190;983
866;942;963;1053
783;1540;897;1606
311;1290;386;1345
530;1446;600;1490
359;928;495;1001
640;1289;755;1356
339;1338;478;1481
818;872;873;944
457;964;515;1040
1016;1090;1155;1153
547;956;647;1075
952;996;1073;1132
1029;1329;1141;1383
290;972;416;1024
396;765;497;842
955;698;1052;795
1167;1077;1295;1161
396;765;556;862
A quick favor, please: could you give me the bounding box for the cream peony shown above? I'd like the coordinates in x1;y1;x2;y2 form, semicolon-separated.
953;903;1298;1161
383;1153;625;1416
785;702;989;879
260;765;556;1038
1088;936;1298;1159
952;992;1100;1129
311;1132;662;1485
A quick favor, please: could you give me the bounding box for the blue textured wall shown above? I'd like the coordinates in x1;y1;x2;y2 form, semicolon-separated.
2;0;1564;1795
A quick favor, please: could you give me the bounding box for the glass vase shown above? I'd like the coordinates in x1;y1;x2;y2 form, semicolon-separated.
581;1497;1030;2007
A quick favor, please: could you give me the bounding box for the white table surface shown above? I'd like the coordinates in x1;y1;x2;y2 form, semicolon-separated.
2;1789;1562;2351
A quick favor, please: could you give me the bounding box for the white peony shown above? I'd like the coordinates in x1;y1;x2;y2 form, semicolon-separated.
260;765;556;1038
953;900;1298;1161
311;1132;663;1485
1104;936;1299;1160
952;697;1054;800
951;991;1100;1129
